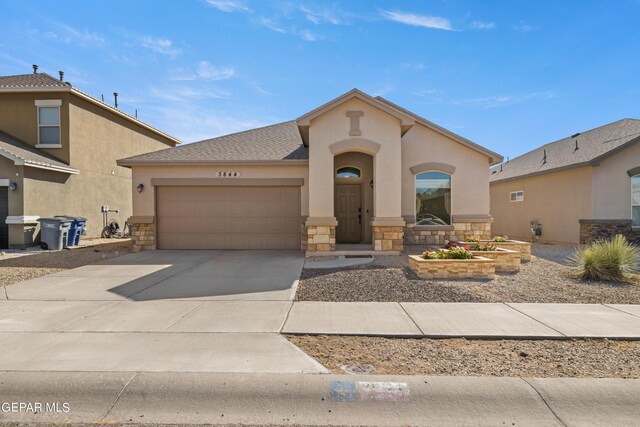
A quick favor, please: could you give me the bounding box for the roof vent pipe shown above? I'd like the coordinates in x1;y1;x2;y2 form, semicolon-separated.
113;92;119;109
574;140;579;151
500;164;503;172
32;64;38;74
58;71;64;81
542;149;547;165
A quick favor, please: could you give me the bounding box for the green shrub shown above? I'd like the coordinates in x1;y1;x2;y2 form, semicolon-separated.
465;237;479;243
493;235;508;242
570;235;639;281
473;242;497;251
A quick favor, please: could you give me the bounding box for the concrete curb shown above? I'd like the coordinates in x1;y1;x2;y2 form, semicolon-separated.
0;372;638;426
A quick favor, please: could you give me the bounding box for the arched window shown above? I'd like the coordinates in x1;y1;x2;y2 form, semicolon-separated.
415;171;451;225
336;166;361;179
633;174;640;227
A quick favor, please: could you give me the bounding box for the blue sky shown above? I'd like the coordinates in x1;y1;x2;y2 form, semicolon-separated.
1;0;639;159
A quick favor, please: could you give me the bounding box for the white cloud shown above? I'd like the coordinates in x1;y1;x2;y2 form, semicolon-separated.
380;10;453;31
205;0;250;13
513;22;533;32
299;29;318;41
149;85;231;102
170;61;236;81
256;17;287;33
138;35;181;56
454;91;555;108
470;21;495;30
297;5;342;25
400;62;425;71
196;61;235;80
37;23;105;47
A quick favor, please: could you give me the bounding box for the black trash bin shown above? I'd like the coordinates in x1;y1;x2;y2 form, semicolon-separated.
37;217;72;250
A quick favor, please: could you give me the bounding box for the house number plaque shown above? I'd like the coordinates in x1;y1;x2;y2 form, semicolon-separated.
217;171;241;178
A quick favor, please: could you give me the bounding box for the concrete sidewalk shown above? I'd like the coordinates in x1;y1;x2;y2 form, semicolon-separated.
0;372;638;426
283;302;640;339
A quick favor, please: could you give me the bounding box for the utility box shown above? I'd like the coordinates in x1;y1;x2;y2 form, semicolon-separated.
37;217;72;250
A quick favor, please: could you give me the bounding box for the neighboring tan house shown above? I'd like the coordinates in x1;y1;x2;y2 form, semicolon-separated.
0;69;179;248
490;118;640;244
118;89;502;253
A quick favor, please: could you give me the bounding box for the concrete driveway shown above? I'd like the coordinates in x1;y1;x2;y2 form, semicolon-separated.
0;250;327;374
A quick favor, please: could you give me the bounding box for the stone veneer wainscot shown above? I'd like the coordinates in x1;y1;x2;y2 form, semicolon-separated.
404;220;492;246
129;216;155;251
579;219;640;245
306;225;336;252
408;254;495;279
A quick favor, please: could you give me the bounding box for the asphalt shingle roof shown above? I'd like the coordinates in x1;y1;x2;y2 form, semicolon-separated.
119;120;307;163
0;73;70;88
0;131;78;172
490;118;640;183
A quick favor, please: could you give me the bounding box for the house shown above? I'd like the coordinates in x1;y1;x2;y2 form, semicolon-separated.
118;89;502;252
490;118;640;244
0;68;179;248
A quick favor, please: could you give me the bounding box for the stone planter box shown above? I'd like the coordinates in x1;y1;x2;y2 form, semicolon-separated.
459;240;532;262
408;255;495;280
469;248;520;272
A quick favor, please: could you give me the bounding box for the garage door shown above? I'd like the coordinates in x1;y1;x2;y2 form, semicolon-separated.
156;186;301;250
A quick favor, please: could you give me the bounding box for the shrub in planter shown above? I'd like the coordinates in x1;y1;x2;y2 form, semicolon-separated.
473;242;497;251
493;235;508;242
570;235;639;282
465;237;480;243
422;246;474;260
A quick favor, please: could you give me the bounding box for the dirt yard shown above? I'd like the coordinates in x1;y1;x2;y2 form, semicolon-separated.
288;335;640;378
296;244;640;304
0;239;132;287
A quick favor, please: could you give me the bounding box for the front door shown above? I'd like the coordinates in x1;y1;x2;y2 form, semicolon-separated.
0;187;8;248
335;184;361;243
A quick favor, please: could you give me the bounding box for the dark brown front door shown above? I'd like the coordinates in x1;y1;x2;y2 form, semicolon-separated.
0;187;8;248
335;184;361;243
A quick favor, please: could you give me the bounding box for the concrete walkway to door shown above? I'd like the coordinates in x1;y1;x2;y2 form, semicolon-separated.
0;250;327;374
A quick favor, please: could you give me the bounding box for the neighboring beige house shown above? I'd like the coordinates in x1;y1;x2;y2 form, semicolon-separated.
490;118;640;244
0;69;179;248
118;89;502;253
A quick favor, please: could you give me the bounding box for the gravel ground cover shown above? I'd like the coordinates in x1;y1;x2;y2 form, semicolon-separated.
296;244;640;304
288;335;640;378
0;239;132;287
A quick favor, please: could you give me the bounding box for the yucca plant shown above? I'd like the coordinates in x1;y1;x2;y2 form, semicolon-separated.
570;235;639;281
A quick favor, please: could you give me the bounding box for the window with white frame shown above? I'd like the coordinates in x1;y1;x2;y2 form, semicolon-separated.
633;175;640;227
510;191;524;202
35;100;61;146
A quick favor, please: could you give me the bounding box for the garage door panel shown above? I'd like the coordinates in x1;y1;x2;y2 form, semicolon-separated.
156;186;301;250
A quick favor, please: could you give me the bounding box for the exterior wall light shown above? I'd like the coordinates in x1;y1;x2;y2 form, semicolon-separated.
136;183;144;193
9;181;17;191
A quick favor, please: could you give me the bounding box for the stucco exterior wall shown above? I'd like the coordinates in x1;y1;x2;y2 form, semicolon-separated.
490;166;593;243
0;92;72;163
1;91;177;243
308;97;402;220
130;164;310;218
401;124;491;219
591;140;640;220
0;156;23;216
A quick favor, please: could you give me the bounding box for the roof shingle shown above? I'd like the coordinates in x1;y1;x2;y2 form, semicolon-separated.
0;131;78;173
490;118;640;183
0;73;70;88
118;120;307;164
